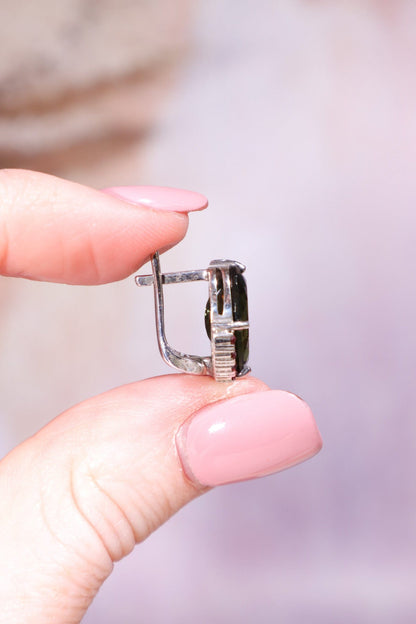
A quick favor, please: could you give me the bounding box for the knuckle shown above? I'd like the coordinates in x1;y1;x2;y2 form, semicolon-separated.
69;458;137;563
0;168;31;208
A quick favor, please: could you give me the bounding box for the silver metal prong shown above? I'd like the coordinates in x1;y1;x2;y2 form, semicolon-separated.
236;365;251;377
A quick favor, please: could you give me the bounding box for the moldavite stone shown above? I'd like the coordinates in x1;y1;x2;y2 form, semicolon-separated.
204;266;249;375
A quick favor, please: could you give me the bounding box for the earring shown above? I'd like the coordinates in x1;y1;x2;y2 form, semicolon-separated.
135;252;250;382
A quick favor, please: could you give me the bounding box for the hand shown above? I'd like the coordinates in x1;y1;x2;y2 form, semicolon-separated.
0;169;322;624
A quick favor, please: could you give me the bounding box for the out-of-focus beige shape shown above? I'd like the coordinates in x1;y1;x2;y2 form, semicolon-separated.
0;0;194;444
2;1;416;622
0;0;193;174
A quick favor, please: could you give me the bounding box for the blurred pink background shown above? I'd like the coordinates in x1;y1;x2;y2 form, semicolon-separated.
1;1;416;622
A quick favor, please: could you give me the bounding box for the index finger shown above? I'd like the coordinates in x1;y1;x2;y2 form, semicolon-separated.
0;169;207;284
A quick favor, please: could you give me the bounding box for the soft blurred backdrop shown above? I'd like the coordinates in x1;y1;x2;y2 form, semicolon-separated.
1;1;416;622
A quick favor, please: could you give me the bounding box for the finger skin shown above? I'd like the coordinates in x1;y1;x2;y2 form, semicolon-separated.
0;169;189;284
0;168;322;624
0;374;268;624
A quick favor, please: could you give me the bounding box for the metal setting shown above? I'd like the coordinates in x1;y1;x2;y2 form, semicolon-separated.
135;252;250;382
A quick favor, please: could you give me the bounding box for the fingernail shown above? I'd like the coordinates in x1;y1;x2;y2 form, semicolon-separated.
176;390;322;487
102;186;208;213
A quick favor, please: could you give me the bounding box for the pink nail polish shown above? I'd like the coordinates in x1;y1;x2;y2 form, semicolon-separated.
102;186;208;213
176;390;322;487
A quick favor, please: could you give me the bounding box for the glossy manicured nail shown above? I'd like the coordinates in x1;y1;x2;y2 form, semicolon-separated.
102;186;208;213
176;390;322;487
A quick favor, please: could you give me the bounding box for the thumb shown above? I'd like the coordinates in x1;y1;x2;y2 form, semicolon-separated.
0;374;322;624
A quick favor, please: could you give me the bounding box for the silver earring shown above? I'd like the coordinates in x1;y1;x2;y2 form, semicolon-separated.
135;252;250;382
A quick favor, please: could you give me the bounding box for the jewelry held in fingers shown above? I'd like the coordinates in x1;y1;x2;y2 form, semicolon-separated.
135;253;250;382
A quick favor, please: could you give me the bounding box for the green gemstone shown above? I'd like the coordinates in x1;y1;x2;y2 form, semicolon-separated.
205;265;249;375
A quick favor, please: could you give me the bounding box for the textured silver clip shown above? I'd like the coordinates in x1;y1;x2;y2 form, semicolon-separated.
135;253;250;382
